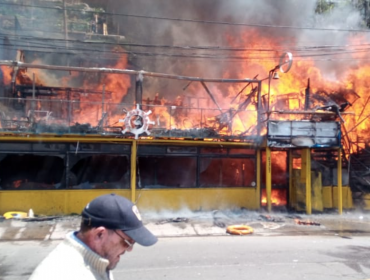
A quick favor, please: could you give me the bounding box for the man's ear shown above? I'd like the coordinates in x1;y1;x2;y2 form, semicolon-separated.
94;226;108;240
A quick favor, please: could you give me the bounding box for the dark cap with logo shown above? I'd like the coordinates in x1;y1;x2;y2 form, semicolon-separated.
81;193;157;246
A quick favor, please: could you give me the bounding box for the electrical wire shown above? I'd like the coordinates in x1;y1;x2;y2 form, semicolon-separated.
0;43;369;64
1;31;370;60
0;0;369;33
1;0;370;65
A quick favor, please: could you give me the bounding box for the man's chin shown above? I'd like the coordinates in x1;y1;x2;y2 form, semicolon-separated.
108;257;120;270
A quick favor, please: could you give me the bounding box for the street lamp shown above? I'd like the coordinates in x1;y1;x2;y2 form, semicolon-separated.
267;67;280;112
266;52;293;114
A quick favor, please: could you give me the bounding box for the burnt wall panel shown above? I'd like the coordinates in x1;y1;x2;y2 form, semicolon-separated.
138;156;197;188
200;158;255;187
69;154;130;189
0;154;64;190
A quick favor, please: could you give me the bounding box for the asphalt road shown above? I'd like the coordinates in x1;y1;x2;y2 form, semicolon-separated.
1;235;370;280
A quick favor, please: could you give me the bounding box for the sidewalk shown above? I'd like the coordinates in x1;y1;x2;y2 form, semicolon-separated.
1;210;370;241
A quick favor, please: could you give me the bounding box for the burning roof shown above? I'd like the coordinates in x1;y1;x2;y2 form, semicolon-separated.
0;0;369;143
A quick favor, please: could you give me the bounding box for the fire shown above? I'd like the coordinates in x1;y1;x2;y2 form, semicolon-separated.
262;151;287;185
293;158;301;169
0;66;12;84
261;189;287;206
5;24;370;143
12;179;22;189
13;48;132;126
202;28;370;142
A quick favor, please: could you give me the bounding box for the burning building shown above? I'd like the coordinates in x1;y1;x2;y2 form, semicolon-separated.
0;0;369;216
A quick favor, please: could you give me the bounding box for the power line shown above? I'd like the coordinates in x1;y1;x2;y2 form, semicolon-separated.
2;32;370;59
2;32;370;55
0;0;369;33
1;42;369;64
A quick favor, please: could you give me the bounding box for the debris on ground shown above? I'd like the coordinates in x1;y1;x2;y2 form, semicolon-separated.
213;220;226;228
259;214;285;223
295;219;321;226
286;215;302;220
22;216;59;222
156;217;189;224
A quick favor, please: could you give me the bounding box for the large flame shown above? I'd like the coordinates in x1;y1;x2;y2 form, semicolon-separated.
5;26;370;142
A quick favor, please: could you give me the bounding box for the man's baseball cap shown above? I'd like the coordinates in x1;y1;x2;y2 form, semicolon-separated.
81;193;157;246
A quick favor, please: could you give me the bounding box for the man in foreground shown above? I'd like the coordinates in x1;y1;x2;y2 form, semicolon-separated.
29;193;157;280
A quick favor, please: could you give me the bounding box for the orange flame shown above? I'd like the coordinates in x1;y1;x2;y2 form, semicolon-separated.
0;65;12;84
12;179;22;189
261;189;287;206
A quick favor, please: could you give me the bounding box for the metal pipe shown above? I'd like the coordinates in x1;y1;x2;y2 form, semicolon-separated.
256;149;261;209
302;148;312;215
0;61;258;83
288;150;293;209
266;147;272;212
337;148;343;215
257;81;262;136
130;140;137;203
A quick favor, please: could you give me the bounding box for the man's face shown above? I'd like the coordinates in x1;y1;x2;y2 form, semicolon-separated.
96;228;135;270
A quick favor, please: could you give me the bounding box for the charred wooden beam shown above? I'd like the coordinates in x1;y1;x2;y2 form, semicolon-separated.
200;81;222;112
231;74;258;104
304;78;310;110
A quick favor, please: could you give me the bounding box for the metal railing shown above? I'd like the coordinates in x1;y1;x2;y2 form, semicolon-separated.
0;97;260;141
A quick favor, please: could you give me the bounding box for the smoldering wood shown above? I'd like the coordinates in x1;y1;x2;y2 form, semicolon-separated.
231;74;259;104
200;81;223;112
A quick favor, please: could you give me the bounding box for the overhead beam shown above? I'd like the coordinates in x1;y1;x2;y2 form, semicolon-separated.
0;60;259;83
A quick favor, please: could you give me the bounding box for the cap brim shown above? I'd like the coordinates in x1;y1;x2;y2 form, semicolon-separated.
124;225;158;246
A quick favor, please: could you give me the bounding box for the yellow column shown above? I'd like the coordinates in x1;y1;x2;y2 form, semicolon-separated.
266;147;272;212
289;150;293;208
256;149;261;209
302;148;312;215
130;140;137;203
337;148;343;215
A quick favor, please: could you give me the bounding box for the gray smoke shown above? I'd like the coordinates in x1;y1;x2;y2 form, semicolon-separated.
106;0;366;86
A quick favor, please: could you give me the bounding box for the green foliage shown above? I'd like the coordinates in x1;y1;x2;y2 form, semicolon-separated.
315;0;336;14
0;0;107;33
315;0;370;28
